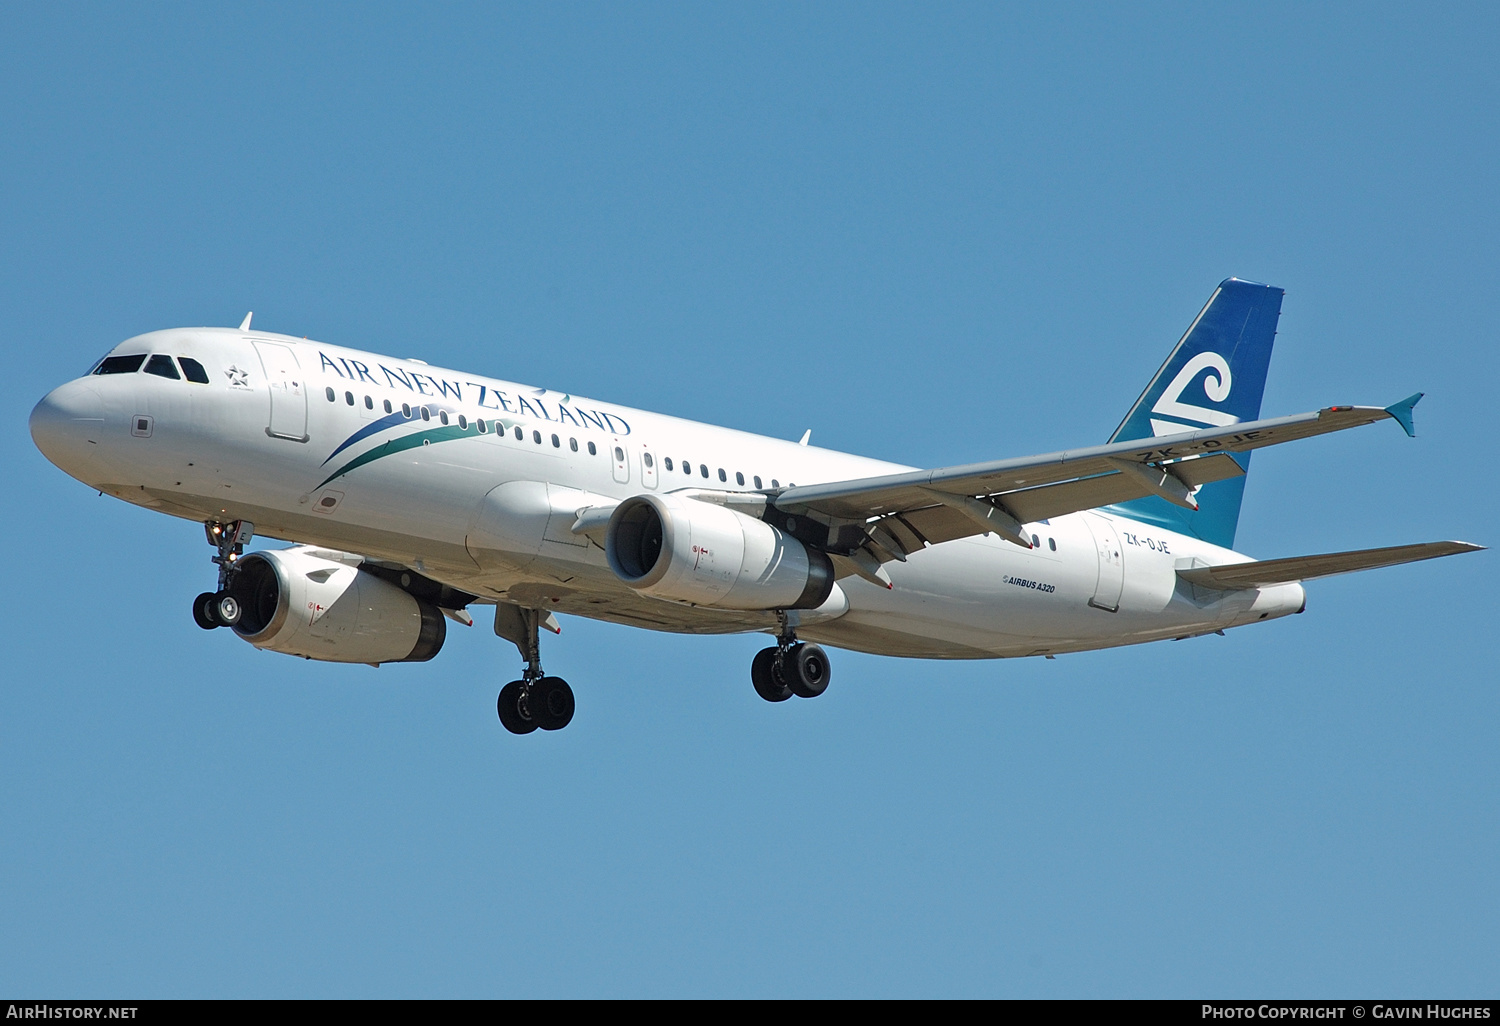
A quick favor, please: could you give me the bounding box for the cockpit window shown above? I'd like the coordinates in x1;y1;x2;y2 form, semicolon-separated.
94;354;146;375
144;354;181;380
178;357;210;383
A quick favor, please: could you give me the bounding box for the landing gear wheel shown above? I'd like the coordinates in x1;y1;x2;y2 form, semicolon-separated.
214;592;242;627
193;592;220;630
529;676;575;731
787;643;830;699
497;680;537;735
752;647;793;702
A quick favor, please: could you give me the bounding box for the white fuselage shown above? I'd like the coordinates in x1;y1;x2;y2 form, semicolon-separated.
31;327;1305;660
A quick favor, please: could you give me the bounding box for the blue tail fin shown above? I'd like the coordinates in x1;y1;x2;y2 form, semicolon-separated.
1105;278;1284;549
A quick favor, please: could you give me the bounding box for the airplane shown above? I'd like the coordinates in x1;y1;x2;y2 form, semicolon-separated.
29;279;1482;735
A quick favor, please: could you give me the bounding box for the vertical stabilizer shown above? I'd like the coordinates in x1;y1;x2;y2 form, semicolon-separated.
1106;278;1284;549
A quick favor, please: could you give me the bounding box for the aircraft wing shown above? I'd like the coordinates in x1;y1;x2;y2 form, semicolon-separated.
773;397;1423;565
1176;541;1484;590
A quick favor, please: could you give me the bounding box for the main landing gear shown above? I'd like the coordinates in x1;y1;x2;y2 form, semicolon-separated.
193;520;254;630
751;612;831;703
496;606;575;735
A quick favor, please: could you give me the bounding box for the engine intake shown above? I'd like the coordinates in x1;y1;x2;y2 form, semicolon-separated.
606;493;834;610
228;547;446;664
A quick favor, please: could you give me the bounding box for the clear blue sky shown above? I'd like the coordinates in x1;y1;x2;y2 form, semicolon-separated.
1;2;1494;997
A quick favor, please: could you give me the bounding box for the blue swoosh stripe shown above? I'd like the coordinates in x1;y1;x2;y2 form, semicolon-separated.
322;411;411;465
316;425;469;488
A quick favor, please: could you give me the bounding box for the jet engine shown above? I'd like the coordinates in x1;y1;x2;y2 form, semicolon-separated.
606;493;834;610
226;547;446;664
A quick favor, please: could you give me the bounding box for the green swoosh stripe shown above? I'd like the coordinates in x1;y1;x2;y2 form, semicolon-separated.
316;425;475;489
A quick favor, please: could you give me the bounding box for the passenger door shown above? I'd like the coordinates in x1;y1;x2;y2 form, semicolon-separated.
252;341;308;442
1083;513;1125;612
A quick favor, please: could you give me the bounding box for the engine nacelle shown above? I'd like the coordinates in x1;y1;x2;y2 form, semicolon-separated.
606;493;834;610
227;547;446;664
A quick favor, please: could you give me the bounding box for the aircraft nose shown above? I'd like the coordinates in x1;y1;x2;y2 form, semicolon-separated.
30;379;106;479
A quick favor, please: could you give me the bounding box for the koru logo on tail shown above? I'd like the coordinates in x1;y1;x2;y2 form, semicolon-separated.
1150;352;1235;437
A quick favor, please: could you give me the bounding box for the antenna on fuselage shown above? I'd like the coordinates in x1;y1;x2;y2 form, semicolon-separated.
798;429;811;446
239;312;253;331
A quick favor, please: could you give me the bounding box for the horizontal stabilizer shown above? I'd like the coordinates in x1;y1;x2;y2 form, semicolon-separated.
1177;541;1484;591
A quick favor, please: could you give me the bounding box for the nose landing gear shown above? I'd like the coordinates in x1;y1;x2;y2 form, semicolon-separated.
192;519;254;630
751;612;831;703
494;604;575;735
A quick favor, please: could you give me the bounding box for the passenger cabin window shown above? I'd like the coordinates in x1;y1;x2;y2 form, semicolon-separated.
401;403;411;418
587;441;597;455
771;479;779;488
718;468;727;482
643;453;654;468
420;407;430;421
144;355;180;380
700;464;709;478
458;414;467;429
364;395;373;410
1049;538;1057;551
515;427;523;441
383;399;393;414
534;430;543;444
569;437;578;452
439;411;449;425
682;460;691;475
326;387;336;402
345;391;355;405
664;457;673;471
95;355;146;375
736;472;744;486
754;476;762;489
178;357;210;383
477;418;487;433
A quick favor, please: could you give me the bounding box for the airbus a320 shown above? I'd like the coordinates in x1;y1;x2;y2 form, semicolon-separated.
30;280;1481;734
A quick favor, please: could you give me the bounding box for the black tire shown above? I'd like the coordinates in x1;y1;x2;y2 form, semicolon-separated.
215;591;241;627
751;647;792;703
497;680;537;735
193;592;220;630
529;676;575;731
788;643;830;699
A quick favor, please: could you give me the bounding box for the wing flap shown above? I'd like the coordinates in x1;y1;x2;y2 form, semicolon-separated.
1000;451;1247;524
883;504;978;548
1177;541;1483;591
